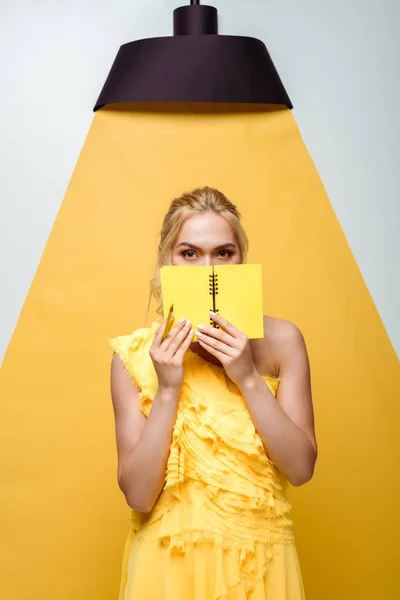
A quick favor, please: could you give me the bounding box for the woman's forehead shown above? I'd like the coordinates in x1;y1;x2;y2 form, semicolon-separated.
177;213;235;240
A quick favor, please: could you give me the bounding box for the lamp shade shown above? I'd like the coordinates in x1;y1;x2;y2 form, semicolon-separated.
93;2;292;111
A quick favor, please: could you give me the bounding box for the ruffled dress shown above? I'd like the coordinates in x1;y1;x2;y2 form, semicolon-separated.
109;321;306;600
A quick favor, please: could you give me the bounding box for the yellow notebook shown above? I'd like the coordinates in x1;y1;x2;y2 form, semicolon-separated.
160;264;264;342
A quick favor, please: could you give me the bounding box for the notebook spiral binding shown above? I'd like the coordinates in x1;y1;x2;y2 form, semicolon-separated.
208;273;220;328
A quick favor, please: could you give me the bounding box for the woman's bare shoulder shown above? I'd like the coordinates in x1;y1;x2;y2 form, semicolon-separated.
263;314;304;344
249;316;306;378
259;315;306;376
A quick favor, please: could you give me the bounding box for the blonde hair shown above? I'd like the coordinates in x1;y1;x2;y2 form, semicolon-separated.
144;186;249;323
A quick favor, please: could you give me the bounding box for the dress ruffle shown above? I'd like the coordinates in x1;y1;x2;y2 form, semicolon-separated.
109;322;296;599
108;321;160;411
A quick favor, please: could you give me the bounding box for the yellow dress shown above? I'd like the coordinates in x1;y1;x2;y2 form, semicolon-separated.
109;321;306;600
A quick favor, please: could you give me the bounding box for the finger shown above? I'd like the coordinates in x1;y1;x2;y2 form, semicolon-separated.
174;326;195;360
153;314;183;349
209;311;241;338
161;317;189;351
196;333;235;362
197;323;238;348
163;320;192;356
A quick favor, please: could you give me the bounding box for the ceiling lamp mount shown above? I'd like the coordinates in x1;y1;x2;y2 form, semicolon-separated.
174;1;218;35
93;1;292;111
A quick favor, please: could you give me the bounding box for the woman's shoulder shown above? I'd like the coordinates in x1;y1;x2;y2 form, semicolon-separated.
257;315;306;378
263;314;305;344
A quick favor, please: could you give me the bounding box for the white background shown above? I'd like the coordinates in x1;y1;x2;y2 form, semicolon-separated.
0;0;399;364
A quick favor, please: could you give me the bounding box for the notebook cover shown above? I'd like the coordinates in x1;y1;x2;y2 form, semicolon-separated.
160;263;264;342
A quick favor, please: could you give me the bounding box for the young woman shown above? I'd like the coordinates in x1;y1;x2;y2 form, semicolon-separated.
109;186;317;600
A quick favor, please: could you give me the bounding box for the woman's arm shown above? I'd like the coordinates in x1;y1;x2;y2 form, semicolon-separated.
239;321;317;486
110;354;180;512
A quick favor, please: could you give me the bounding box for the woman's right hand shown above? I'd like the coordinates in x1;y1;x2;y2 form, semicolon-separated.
149;317;194;391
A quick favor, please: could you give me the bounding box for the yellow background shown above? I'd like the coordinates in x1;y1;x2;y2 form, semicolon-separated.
1;104;399;599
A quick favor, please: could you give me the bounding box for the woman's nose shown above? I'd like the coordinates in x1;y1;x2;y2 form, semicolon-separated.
202;257;214;266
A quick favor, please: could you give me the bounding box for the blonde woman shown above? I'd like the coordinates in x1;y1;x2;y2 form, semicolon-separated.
109;186;317;600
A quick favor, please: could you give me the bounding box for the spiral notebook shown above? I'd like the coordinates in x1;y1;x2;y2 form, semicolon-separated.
160;263;264;342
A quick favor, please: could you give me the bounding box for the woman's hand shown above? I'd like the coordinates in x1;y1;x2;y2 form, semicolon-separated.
196;312;257;387
150;317;194;392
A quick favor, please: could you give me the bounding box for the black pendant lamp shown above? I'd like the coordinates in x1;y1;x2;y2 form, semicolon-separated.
93;1;292;111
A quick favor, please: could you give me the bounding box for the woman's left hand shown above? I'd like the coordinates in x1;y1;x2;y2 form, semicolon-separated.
196;312;257;387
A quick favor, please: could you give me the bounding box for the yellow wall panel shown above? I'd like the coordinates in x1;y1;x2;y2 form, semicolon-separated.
1;104;399;599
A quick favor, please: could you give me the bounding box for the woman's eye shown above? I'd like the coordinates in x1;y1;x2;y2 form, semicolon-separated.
181;249;234;259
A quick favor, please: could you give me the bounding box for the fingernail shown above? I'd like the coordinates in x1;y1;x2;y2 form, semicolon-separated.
196;331;203;337
185;320;191;327
190;329;194;335
209;310;216;315
197;324;205;329
179;317;186;323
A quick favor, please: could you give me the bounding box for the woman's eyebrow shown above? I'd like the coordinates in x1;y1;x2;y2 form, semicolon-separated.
176;242;237;250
